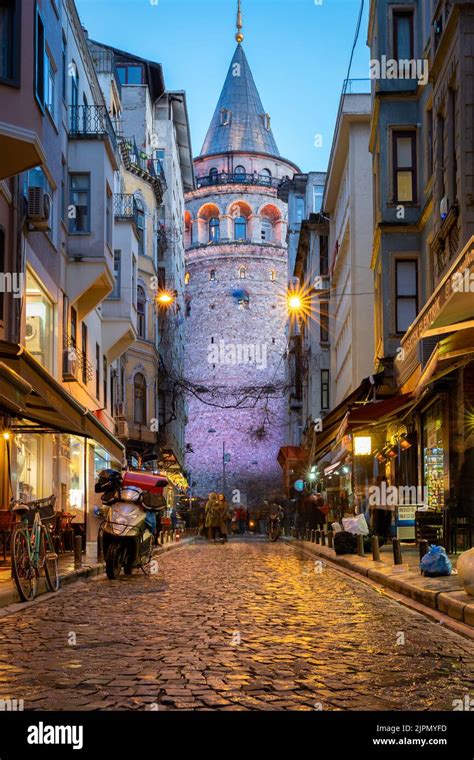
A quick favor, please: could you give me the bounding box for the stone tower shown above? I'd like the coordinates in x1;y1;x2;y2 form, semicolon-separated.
184;11;299;506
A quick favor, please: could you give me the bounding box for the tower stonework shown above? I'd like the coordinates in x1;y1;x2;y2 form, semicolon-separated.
184;42;299;506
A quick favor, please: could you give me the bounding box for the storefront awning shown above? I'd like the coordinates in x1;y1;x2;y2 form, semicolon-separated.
0;342;124;462
277;446;308;468
340;393;414;432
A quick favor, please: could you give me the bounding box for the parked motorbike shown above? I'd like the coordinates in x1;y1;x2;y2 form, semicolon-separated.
268;505;283;542
95;470;168;580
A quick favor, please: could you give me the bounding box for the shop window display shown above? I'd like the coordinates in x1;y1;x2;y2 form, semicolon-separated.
422;400;445;509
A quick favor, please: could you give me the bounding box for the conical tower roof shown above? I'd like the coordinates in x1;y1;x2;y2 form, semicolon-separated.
200;44;280;158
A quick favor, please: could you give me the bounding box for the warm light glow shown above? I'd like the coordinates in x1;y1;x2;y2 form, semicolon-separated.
308;472;316;481
354;436;372;456
2;432;10;441
288;294;303;311
156;290;175;306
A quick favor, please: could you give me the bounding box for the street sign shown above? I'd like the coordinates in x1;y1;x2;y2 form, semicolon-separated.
224;453;231;463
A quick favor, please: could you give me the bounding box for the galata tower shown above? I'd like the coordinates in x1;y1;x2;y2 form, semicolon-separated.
184;4;299;506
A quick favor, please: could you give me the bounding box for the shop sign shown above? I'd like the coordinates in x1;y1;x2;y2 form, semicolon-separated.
293;479;304;492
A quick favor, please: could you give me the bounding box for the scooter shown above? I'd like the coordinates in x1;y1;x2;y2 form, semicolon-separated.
95;470;169;580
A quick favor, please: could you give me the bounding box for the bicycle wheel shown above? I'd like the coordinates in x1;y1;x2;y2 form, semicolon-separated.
11;527;38;602
40;527;59;592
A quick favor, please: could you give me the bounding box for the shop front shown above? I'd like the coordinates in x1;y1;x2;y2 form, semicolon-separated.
0;340;125;556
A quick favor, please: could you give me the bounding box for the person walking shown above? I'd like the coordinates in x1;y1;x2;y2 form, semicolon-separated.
236;504;246;534
217;493;229;543
205;492;221;542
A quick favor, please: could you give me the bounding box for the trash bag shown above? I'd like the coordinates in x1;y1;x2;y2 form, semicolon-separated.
342;514;369;535
334;530;357;555
420;544;452;577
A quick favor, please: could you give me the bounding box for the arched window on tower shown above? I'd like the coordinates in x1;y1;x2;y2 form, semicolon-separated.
209;167;218;183
270;269;276;282
261;218;273;242
209;217;220;242
184;272;190;285
260;168;272;185
209;269;216;281
234;216;247;240
234;165;246;182
239;266;246;280
134;373;147;424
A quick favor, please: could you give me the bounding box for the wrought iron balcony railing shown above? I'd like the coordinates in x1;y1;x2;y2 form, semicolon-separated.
69;105;118;154
62;336;94;383
114;193;139;226
195;172;281;190
120;136;167;195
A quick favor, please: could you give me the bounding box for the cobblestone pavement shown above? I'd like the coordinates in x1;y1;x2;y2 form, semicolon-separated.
0;538;473;711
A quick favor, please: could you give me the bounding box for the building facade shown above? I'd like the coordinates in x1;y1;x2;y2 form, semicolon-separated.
184;37;299;505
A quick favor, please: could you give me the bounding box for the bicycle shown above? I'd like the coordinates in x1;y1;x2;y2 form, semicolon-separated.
10;496;60;602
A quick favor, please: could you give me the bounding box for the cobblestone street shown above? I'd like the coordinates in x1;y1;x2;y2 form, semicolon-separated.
1;539;473;711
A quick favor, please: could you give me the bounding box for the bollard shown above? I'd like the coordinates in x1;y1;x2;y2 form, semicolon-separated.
74;534;82;568
159;531;164;546
321;531;326;546
392;538;403;565
327;530;334;549
97;528;104;562
315;529;320;544
419;539;429;561
357;534;365;556
371;535;380;562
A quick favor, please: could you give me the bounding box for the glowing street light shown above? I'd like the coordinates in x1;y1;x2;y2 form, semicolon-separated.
156;290;176;307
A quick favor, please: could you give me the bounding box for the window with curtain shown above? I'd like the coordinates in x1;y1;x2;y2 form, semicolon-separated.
393;131;417;203
137;285;146;338
209;217;220;242
234;216;247;240
396;259;418;333
134;373;147;424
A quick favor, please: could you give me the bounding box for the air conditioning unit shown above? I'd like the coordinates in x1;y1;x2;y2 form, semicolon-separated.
27;187;52;230
62;348;78;382
116;401;126;417
440;196;448;220
25;315;44;358
116;418;129;439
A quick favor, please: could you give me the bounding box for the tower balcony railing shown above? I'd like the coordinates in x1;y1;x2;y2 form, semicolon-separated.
195;171;281;190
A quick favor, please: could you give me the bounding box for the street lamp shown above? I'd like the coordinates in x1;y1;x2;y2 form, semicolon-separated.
156;289;177;307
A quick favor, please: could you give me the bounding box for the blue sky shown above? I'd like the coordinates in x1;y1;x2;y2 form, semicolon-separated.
76;0;370;172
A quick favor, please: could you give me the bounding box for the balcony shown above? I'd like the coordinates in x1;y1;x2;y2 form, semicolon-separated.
119;136;166;203
114;193;139;226
89;48;122;98
433;0;454;55
62;336;94;384
195;172;281;190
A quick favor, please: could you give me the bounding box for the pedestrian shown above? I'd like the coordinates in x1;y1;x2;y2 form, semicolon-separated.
205;492;221;542
373;476;394;541
217;493;229;543
236;504;246;534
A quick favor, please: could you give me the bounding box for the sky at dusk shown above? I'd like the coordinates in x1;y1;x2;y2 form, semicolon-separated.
75;0;370;173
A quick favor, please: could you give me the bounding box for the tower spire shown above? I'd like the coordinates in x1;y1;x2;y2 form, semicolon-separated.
235;0;244;44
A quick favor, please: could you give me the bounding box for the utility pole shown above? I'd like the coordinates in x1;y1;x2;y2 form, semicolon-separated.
223;441;226;498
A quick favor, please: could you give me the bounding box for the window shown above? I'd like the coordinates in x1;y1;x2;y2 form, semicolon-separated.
136;199;145;256
132;257;137;307
295;196;305;223
262;113;271;130
260;168;271;185
95;343;100;399
109;250;121;298
0;0;20;86
103;356;107;409
61;159;66;222
71;61;78;107
70;306;77;350
137;285;146;339
427;109;433;179
209;167;218;182
209;217;220;242
261;218;273;241
220;108;231;126
270;269;276;282
116;64;143;85
69;174;90;233
239;266;246;280
319;301;329;342
45;51;56;120
0;228;4;320
134;373;147;424
313;184;324;213
184;272;190;285
393;10;414;61
158;267;166;291
319;235;329;275
209;269;216;281
34;5;45;108
81;322;88;384
321;370;330;410
234;216;247;240
61;35;67;100
396;259;418;333
393;131;416;203
234;166;246;181
106;187;113;247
